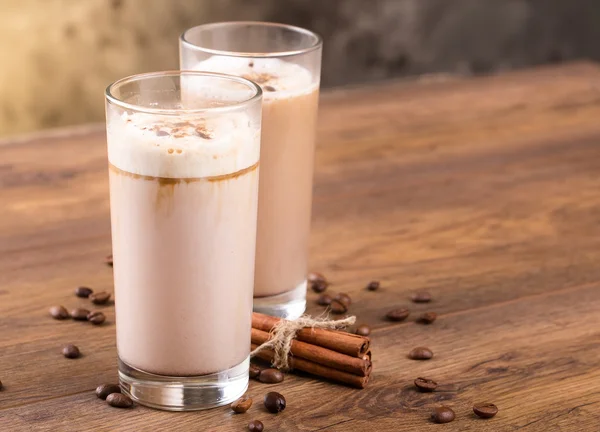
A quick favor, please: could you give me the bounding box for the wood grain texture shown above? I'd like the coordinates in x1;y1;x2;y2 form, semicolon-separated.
2;63;600;431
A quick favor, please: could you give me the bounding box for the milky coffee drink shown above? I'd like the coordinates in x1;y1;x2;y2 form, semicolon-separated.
107;106;260;377
195;56;319;314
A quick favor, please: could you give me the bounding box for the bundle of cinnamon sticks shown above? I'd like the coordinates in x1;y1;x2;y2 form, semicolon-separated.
251;313;372;389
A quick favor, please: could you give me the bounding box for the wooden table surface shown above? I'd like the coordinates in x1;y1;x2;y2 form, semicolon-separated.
2;63;600;431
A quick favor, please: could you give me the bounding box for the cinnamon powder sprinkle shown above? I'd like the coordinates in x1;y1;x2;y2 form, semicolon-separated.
242;72;274;85
195;126;214;139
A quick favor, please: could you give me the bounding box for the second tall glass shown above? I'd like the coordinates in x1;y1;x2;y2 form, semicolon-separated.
180;22;322;319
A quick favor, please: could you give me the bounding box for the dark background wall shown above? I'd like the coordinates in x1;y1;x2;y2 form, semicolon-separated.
269;0;600;86
2;0;599;136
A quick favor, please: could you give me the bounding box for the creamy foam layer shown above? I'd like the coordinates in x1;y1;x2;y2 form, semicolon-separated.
194;57;318;100
107;111;260;178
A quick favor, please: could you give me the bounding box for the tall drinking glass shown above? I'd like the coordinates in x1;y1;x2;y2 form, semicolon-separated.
105;71;262;410
180;22;322;319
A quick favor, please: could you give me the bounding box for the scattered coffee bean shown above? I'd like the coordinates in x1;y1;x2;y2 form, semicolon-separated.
96;383;121;400
367;281;380;291
75;286;93;298
249;364;261;379
248;420;264;432
231;395;253;413
264;85;276;92
106;393;133;408
105;254;113;267
355;325;371;336
431;406;455;424
49;305;69;320
264;391;286;413
412;291;432;303
311;280;328;293
473;402;498;419
309;272;329;293
414;377;438;392
87;311;106;325
62;344;80;359
70;308;90;321
308;272;327;284
408;347;433;360
89;291;111;305
417;312;437;324
330;299;348;314
259;368;284;384
317;294;332;306
386;308;410;322
334;293;352;306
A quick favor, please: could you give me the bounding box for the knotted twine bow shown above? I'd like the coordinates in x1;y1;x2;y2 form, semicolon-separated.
250;314;356;370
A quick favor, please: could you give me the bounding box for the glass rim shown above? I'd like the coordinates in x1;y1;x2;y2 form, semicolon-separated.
180;21;323;58
105;70;263;116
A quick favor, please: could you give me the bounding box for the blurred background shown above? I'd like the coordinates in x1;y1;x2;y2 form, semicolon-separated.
2;0;600;138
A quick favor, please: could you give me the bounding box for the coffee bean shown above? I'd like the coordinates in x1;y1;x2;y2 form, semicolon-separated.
249;364;261;379
75;286;93;298
431;406;455;424
408;347;433;360
355;325;371;336
96;383;121;400
317;294;332;306
366;281;380;291
105;254;113;267
334;293;352;306
248;420;264;432
89;291;111;305
330;299;348;314
386;308;410;322
0;380;3;390
106;393;133;408
259;368;284;384
473;402;498;419
308;272;327;284
70;308;90;321
264;85;276;92
311;280;328;293
62;344;80;359
417;312;437;324
87;311;106;325
309;272;328;293
264;391;286;413
49;305;69;320
231;395;253;413
412;291;432;303
414;377;438;392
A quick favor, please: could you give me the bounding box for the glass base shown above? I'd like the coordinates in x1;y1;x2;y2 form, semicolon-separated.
253;279;307;319
118;356;249;411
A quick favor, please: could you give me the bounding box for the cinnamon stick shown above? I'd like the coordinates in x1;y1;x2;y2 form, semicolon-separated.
251;328;371;376
251;344;371;389
252;312;370;357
